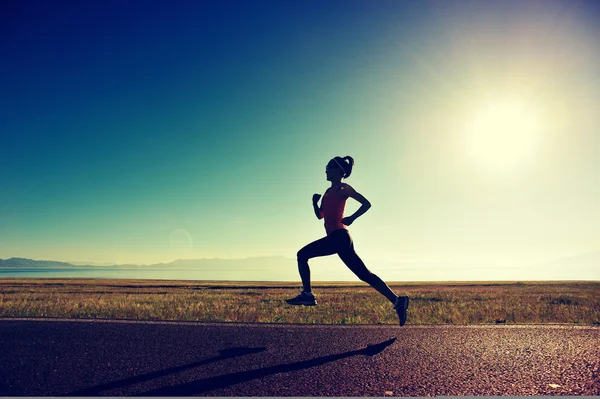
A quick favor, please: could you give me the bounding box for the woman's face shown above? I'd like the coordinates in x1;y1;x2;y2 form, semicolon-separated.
325;160;343;181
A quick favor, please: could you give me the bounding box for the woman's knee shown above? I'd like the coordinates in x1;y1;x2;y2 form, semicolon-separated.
297;248;309;262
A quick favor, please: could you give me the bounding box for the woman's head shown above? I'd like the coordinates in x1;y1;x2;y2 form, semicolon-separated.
326;156;354;181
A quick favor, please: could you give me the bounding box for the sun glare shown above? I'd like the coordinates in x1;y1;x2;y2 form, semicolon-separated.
463;99;543;175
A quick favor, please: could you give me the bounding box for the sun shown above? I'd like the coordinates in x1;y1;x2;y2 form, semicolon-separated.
462;98;543;175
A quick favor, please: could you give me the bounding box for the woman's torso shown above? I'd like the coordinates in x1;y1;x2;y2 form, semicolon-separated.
321;183;348;235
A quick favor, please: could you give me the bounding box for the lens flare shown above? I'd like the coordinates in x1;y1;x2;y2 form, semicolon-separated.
169;229;194;256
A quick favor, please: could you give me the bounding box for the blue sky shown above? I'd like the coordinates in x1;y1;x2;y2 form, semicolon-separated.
2;1;599;280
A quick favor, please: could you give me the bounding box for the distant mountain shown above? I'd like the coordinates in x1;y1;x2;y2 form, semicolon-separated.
0;258;76;268
145;257;299;280
154;256;295;270
0;256;301;281
68;261;117;266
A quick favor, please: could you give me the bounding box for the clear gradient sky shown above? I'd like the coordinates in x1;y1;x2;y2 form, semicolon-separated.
2;1;599;273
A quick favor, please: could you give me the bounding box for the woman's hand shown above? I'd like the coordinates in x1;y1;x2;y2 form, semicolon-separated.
341;216;354;226
341;184;371;224
312;193;322;203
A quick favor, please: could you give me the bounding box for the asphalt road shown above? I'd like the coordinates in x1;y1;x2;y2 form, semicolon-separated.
0;319;599;396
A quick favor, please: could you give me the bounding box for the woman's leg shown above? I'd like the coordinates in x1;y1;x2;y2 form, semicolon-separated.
338;246;398;304
297;235;338;292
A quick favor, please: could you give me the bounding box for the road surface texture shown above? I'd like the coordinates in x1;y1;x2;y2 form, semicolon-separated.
0;318;598;396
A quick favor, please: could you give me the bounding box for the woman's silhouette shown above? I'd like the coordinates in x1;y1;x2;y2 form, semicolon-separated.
286;156;409;326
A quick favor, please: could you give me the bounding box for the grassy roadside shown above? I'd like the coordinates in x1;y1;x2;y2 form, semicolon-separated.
1;279;599;325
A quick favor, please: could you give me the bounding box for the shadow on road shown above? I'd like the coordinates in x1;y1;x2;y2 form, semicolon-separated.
64;346;266;396
136;337;397;396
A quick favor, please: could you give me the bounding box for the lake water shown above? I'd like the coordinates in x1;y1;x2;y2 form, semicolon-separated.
0;267;297;281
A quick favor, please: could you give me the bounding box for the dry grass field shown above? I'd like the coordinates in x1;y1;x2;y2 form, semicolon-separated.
1;279;599;325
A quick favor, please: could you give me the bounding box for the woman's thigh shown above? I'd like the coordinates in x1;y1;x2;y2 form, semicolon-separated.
297;236;338;260
298;230;351;260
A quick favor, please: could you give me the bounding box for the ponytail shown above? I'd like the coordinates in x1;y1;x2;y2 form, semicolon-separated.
342;156;354;178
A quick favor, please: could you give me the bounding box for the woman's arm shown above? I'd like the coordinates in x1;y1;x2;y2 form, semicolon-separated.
312;193;323;220
340;184;371;226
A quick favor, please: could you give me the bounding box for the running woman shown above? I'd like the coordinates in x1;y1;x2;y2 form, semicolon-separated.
286;156;409;326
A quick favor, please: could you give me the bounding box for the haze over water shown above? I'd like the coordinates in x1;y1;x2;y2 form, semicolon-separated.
2;1;599;281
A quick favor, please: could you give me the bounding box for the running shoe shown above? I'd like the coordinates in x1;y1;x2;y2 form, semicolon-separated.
286;291;317;306
394;295;409;326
